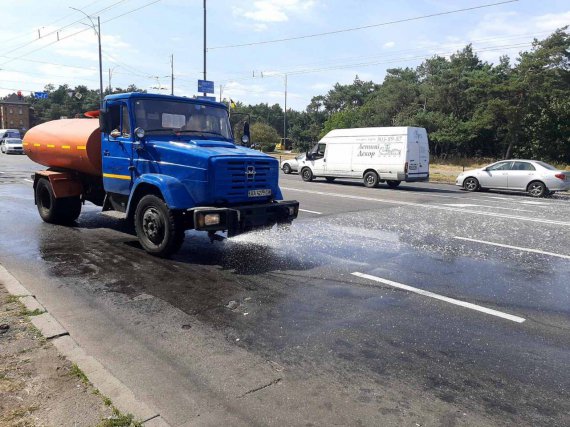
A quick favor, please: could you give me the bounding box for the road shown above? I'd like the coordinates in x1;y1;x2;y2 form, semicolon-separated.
1;154;569;426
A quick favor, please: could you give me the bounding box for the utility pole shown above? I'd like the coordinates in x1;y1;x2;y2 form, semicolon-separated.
70;7;103;102
170;54;174;96
97;16;103;102
284;74;288;149
219;84;223;103
203;0;207;97
108;65;119;94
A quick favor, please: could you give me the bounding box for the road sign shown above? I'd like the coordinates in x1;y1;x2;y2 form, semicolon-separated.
196;95;217;102
198;79;214;94
34;92;48;99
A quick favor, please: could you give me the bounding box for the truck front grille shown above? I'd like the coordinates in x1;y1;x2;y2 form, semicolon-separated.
213;158;275;202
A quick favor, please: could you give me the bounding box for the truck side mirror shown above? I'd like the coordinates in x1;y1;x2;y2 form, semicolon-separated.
242;122;250;145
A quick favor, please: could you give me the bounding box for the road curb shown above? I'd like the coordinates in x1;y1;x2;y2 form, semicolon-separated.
0;262;169;426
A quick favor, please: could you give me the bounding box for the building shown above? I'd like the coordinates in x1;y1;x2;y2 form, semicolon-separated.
0;93;31;134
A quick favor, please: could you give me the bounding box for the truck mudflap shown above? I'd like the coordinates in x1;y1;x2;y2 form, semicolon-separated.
190;200;299;237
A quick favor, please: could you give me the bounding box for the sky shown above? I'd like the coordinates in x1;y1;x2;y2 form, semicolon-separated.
0;0;569;110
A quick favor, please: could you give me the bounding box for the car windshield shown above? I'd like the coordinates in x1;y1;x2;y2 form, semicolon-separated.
6;132;19;138
535;161;558;170
6;139;21;144
133;99;232;140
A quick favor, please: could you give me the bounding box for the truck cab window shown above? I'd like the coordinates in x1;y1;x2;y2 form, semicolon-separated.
109;104;121;134
121;105;131;137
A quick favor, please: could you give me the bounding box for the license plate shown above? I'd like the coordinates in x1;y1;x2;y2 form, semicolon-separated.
248;189;272;197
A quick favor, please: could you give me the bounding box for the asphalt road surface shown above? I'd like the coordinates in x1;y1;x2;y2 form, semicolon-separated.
1;154;569;426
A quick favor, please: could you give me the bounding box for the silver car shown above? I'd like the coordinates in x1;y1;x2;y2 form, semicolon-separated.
281;154;305;174
0;138;24;154
456;160;570;197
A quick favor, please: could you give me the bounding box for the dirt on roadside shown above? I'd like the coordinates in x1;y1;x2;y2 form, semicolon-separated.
0;284;113;426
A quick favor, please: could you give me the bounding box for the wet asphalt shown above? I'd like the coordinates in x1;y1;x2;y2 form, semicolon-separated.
1;154;570;426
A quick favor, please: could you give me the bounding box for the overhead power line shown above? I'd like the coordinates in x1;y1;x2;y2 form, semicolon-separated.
0;0;129;58
209;0;519;50
0;0;162;67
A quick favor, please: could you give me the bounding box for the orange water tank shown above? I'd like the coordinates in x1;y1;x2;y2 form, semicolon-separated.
23;119;102;176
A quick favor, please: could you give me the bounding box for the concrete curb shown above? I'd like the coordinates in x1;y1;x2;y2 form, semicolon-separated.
0;263;169;426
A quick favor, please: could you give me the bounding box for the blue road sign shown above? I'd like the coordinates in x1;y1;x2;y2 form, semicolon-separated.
34;91;48;99
196;96;217;102
198;79;215;94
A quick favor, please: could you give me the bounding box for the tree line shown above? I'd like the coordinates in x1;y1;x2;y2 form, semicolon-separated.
6;28;568;162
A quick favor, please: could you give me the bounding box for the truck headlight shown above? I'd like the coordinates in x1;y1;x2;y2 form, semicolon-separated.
204;213;220;226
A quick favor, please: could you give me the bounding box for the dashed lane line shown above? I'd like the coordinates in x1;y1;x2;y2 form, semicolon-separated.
281;187;570;227
23;179;33;183
352;272;526;324
454;236;570;260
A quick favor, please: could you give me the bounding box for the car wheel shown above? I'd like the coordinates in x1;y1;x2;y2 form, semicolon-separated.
134;194;185;257
325;177;335;183
282;163;292;174
363;171;379;188
527;181;547;198
301;167;314;182
386;180;401;188
463;177;479;192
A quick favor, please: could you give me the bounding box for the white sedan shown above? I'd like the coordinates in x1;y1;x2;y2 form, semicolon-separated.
281;154;305;174
456;159;570;197
0;138;24;154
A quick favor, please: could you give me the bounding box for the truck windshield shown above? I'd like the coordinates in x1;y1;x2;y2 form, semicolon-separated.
133;99;232;140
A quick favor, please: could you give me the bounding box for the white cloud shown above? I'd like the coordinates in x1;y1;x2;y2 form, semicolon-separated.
534;11;570;32
234;0;316;24
383;41;395;49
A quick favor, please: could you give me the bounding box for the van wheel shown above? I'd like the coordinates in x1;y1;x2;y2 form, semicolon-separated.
134;195;185;257
527;181;546;198
282;164;292;174
35;178;81;225
386;180;401;188
363;171;379;188
325;177;335;183
463;177;479;192
301;168;314;182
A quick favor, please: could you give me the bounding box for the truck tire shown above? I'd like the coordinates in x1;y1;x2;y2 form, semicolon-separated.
301;167;314;182
363;171;379;188
35;178;81;225
386;180;401;188
134;194;185;257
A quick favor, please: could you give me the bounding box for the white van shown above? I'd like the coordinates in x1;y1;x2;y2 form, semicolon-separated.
298;127;429;188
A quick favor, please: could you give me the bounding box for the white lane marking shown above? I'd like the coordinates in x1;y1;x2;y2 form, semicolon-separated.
352;272;526;323
442;203;531;212
23;179;33;183
454;236;570;260
281;187;570;226
519;200;547;205
299;208;322;215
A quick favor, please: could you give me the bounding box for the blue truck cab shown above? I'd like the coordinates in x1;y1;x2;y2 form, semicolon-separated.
95;92;298;256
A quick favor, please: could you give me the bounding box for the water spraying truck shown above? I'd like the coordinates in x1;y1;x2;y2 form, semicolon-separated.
23;93;299;257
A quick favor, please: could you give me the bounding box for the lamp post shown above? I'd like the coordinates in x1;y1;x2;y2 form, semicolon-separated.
70;7;103;103
203;0;207;96
108;65;119;94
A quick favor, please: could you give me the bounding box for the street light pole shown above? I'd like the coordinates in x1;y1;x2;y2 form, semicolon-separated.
70;7;103;102
284;74;287;149
203;0;207;96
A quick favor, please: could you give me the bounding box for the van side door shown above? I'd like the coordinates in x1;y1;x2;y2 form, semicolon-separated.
101;101;134;195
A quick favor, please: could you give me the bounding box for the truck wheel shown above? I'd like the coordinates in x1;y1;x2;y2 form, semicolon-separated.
386;180;401;188
363;171;379;188
301;168;314;182
35;178;81;225
134;194;185;257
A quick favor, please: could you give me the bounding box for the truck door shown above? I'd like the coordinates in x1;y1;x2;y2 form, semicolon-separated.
101;102;133;195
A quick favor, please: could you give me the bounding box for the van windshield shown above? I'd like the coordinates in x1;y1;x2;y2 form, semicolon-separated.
133;99;232;140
